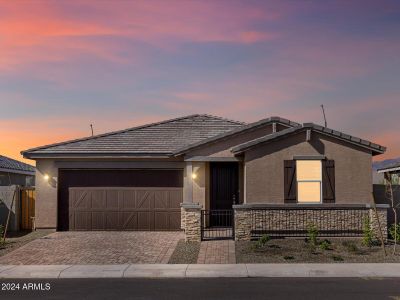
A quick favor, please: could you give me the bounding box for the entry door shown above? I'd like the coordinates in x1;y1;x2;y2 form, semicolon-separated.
210;162;239;210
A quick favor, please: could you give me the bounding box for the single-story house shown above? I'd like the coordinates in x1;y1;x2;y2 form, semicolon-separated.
0;155;35;187
22;114;387;240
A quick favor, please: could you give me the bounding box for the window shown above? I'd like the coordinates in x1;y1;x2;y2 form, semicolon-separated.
296;160;322;203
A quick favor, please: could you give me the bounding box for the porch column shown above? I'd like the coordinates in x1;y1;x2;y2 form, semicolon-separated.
183;162;193;203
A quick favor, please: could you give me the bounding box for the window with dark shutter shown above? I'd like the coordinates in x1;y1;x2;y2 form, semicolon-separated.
322;160;335;203
284;160;297;203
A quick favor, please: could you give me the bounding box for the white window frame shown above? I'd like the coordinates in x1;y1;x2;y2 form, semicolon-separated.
296;160;323;204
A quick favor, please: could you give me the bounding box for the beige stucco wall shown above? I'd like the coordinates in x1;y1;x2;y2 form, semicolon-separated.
192;162;209;209
244;131;374;205
35;159;58;228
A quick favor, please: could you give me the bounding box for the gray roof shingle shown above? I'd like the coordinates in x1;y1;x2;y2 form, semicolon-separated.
22;114;245;157
172;116;300;155
0;155;35;173
232;123;386;155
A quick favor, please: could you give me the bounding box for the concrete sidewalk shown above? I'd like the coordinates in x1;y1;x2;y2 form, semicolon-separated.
1;264;400;278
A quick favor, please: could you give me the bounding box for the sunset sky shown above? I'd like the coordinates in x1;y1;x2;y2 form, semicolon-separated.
1;0;399;164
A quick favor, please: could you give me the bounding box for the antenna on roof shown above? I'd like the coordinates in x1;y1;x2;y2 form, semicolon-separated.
90;124;94;136
320;105;327;127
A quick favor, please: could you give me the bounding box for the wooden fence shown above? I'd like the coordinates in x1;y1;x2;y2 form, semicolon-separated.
20;187;35;230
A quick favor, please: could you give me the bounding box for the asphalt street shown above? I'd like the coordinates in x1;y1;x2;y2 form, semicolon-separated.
1;278;399;300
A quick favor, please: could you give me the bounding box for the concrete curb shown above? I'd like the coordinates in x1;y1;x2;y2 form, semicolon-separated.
1;264;400;279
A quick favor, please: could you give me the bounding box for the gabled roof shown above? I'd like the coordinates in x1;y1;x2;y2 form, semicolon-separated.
0;155;35;175
22;114;245;158
232;123;386;156
172;116;300;156
377;162;400;173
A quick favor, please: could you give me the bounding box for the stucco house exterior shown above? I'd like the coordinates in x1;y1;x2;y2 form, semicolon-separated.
22;114;388;241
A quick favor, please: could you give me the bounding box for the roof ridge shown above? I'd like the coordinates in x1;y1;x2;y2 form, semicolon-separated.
197;114;246;125
21;114;203;155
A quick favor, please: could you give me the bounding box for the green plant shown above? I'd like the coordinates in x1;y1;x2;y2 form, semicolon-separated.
389;223;400;242
332;255;344;262
255;234;271;249
362;217;374;247
319;239;331;251
307;223;318;246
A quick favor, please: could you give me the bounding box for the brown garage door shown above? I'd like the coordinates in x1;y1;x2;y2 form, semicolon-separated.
69;187;182;231
58;169;183;231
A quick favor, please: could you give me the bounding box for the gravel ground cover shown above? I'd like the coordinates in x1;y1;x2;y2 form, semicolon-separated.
168;239;200;264
236;238;400;263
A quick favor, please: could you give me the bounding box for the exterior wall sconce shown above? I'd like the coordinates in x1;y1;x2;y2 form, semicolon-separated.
43;174;50;181
191;173;197;180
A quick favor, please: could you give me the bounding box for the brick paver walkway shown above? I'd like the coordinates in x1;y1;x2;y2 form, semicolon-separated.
197;240;236;264
0;231;183;265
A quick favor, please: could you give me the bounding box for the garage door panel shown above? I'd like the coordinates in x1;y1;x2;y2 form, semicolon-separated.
120;212;137;230
136;191;153;209
169;190;183;206
121;190;136;209
91;212;106;230
169;212;181;230
154;211;168;230
91;191;106;210
154;191;167;209
69;187;182;231
105;212;119;230
74;212;92;230
104;190;119;210
137;211;152;230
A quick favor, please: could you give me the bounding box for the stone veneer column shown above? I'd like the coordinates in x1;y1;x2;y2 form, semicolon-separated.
181;203;202;242
233;205;252;241
369;206;388;241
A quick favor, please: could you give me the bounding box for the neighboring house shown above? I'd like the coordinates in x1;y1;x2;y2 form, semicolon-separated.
22;114;387;239
0;155;35;231
0;155;35;187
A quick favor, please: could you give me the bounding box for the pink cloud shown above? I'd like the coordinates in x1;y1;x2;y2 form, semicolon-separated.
0;1;280;72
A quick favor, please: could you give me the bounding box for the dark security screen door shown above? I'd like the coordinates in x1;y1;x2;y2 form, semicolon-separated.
210;162;239;210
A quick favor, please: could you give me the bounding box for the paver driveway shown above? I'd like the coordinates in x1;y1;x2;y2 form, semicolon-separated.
0;231;183;265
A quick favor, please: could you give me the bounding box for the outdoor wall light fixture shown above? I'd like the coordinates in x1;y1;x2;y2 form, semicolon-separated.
43;174;50;181
191;173;197;180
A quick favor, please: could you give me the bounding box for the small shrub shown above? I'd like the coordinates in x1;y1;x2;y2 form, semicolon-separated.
389;223;400;242
283;255;294;260
319;239;332;251
254;234;271;249
362;217;374;247
342;240;359;253
332;255;344;262
307;223;318;246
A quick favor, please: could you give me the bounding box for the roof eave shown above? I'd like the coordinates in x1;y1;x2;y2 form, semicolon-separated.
0;167;35;176
173;117;300;156
231;125;386;155
22;152;173;159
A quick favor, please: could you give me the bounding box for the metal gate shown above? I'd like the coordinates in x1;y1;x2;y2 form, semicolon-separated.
201;210;234;241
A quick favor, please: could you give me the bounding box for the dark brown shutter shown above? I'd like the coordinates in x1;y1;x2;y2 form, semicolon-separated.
284;160;297;203
322;160;335;203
